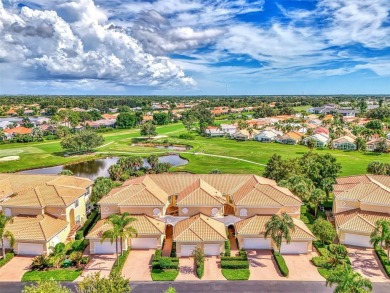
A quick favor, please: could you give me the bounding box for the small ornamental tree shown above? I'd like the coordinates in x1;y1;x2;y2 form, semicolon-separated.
312;218;337;245
140;122;157;139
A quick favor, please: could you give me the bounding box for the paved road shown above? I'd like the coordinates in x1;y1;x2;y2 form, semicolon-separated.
1;281;389;293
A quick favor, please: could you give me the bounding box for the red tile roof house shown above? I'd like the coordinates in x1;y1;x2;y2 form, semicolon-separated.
4;126;32;139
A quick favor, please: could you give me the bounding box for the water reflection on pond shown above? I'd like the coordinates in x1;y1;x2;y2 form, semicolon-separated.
19;155;188;180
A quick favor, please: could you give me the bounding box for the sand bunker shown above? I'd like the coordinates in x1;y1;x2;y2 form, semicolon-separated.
0;156;20;162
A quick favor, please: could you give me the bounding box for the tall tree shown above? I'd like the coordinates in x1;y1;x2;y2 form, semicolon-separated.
91;177;115;204
116;112;136;128
101;213;137;260
153;112;169;125
264;213;295;253
309;189;327;217
60;130;104;153
78;272;131;293
140;122;157;139
355;137;367;151
147;155;159;170
0;212;14;258
312;218;336;245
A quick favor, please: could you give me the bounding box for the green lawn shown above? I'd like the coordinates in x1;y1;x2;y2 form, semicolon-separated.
22;269;82;281
293;105;312;112
221;269;250;280
151;269;179;281
1;122;389;176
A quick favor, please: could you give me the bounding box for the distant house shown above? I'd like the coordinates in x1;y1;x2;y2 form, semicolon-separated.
205;126;224;137
303;133;330;148
366;138;390;152
307;104;338;114
276;132;303;145
220;124;238;136
142;115;153;123
0;121;13;129
254;129;283;142
332;136;357;151
387;133;390;140
314;127;329;135
4;126;32;139
337;108;358;117
232;129;259;141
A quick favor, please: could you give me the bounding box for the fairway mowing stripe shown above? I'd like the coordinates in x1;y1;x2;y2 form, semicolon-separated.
189;152;266;166
96;141;114;148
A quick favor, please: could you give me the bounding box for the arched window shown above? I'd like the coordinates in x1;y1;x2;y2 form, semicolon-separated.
153;208;161;216
211;208;219;216
182;208;188;214
239;208;247;217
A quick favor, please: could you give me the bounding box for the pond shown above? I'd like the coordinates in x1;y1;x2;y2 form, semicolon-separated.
19;155;188;180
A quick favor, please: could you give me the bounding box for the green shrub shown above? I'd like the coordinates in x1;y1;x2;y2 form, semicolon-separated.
0;252;14;267
54;243;66;255
154;249;162;260
273;251;289;277
170;242;177;258
71;239;89;252
159;258;172;270
375;248;390;277
78;211;100;237
178;133;194;140
313;241;331;257
196;263;204;279
221;260;249;269
312;256;330;268
238;249;248;259
221;256;248;261
75;230;83;240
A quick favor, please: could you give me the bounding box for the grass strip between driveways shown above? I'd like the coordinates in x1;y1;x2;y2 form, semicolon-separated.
0;252;14;268
221;269;250;280
22;269;82;281
151;269;179;281
111;249;130;276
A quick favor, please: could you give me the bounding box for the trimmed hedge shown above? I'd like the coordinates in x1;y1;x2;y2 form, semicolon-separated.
221;256;248;261
221;260;249;269
224;240;231;257
71;239;89;252
0;252;14;267
375;248;390;277
111;249;130;276
75;210;100;240
170;242;177;258
152;250;179;270
273;251;289;277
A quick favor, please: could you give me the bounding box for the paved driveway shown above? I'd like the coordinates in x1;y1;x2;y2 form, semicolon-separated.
348;246;389;282
176;257;198;281
203;256;225;280
123;249;154;281
247;250;283;280
0;256;31;281
283;252;324;281
76;254;116;281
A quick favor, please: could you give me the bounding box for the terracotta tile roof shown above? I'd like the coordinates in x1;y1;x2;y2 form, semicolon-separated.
107;174;301;209
4;126;32;135
335;209;390;234
235;215;315;240
334;175;390;206
87;215;165;239
99;176;169;206
0;174;92;203
5;214;68;242
173;214;227;242
2;184;86;208
177;179;225;206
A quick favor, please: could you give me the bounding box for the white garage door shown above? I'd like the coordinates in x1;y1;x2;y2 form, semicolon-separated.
18;243;44;255
280;242;308;254
131;238;157;249
242;238;271;250
204;244;220;256
94;241;116;254
181;244;196;257
344;233;371;247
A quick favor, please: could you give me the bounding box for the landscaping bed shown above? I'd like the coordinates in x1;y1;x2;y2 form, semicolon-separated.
221;250;250;280
75;210;100;240
151;250;179;281
0;252;14;268
22;269;82;281
273;251;289;277
375;247;390;277
111;249;130;276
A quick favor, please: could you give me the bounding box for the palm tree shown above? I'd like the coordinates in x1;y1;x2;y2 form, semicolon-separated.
264;213;295;253
370;220;390;260
0;212;14;258
326;265;372;293
101;213;137;261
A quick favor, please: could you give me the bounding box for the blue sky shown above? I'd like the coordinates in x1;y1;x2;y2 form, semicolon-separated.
1;0;390;95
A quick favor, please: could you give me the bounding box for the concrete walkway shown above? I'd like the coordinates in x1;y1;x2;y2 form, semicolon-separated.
348;247;389;282
203;256;225;280
176;257;198;281
0;256;31;282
